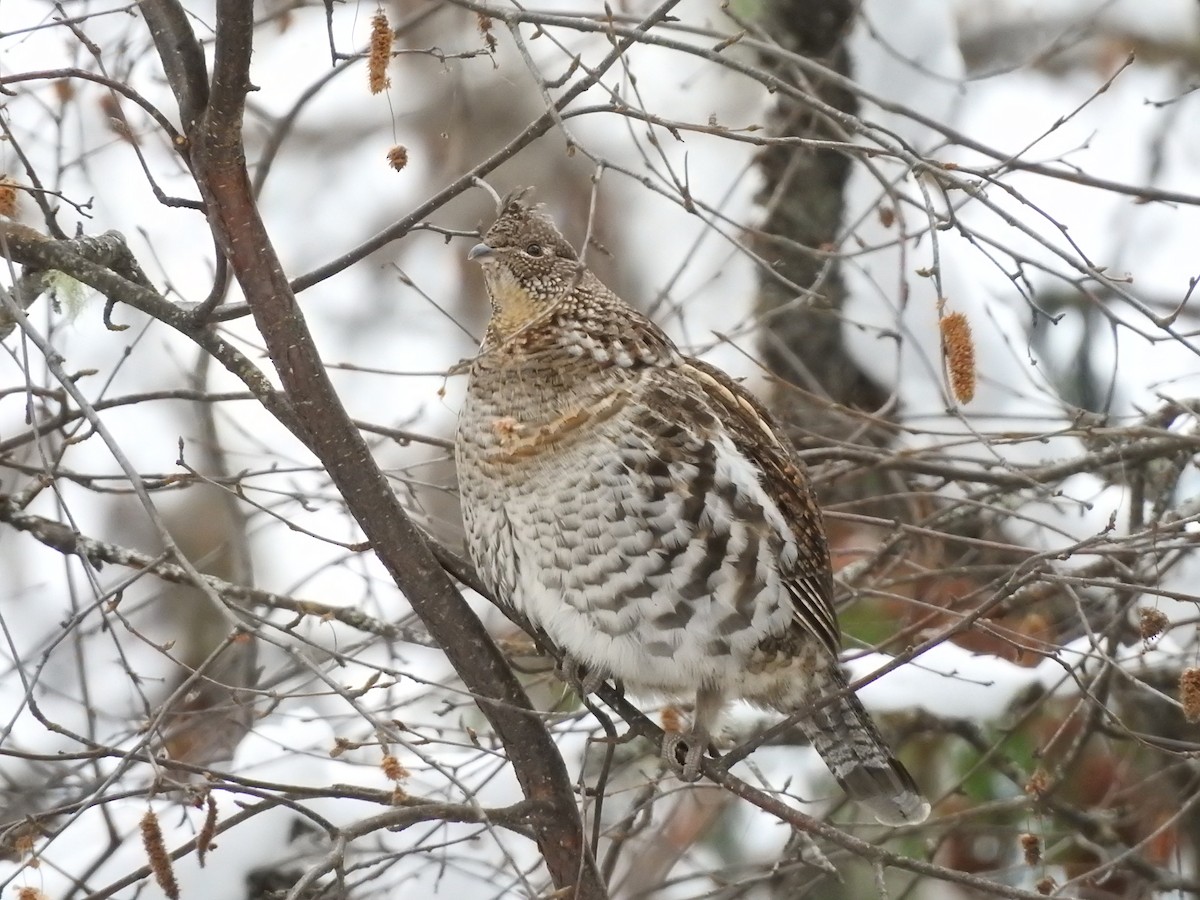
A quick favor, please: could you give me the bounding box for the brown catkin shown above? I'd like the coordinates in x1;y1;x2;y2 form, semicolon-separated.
197;794;218;868
1139;607;1168;641
53;79;75;104
1020;832;1041;866
99;94;137;144
17;888;48;900
1025;767;1049;798
0;177;18;218
140;810;180;900
1180;667;1200;723
381;754;409;781
12;831;36;859
368;11;393;94
940;310;977;404
387;145;409;172
477;12;497;52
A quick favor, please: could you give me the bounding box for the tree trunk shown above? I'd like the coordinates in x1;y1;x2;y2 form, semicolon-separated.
752;0;885;444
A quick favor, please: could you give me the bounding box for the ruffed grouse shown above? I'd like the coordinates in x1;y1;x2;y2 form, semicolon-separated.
455;193;929;825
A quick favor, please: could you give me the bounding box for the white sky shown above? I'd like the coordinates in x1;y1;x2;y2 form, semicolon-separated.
2;0;1199;896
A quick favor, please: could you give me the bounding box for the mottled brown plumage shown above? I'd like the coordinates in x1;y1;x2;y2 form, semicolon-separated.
454;191;929;825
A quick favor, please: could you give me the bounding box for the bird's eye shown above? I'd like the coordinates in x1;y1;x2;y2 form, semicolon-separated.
525;243;544;257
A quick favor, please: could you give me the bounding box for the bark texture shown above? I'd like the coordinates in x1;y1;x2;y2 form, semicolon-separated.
753;0;886;444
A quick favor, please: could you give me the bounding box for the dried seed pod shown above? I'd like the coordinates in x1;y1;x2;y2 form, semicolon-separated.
1139;607;1168;641
197;794;218;867
477;12;497;52
1025;767;1049;798
381;754;410;781
0;177;19;218
368;11;392;94
939;310;976;404
1020;832;1041;866
1181;667;1200;723
387;145;409;172
140;810;180;900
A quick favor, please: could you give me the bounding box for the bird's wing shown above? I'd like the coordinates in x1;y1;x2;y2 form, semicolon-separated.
675;358;841;656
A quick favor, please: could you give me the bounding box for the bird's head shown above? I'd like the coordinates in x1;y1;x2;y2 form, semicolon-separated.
469;192;582;339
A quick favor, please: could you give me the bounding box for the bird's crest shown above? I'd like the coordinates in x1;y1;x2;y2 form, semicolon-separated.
480;191;577;262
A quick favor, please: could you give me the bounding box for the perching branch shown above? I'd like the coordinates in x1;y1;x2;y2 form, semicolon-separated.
134;1;609;895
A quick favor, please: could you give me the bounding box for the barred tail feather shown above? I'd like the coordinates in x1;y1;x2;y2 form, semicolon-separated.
800;690;930;826
836;755;929;826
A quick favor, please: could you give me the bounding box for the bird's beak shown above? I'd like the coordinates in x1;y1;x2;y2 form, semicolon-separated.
468;242;495;262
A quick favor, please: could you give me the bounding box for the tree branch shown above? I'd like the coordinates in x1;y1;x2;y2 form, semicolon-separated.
0;497;433;646
0;223;289;426
157;6;608;895
139;0;209;133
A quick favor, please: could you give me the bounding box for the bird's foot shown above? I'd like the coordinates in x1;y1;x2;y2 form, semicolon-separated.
661;730;707;782
555;655;606;698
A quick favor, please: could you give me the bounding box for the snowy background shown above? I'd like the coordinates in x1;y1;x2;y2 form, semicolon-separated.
2;0;1199;897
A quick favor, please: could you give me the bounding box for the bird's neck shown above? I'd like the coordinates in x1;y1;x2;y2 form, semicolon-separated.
475;322;624;410
481;276;557;345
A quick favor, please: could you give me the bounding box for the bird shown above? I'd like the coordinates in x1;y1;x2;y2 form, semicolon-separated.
454;190;929;826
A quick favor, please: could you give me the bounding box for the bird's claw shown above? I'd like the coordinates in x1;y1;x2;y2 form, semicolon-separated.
555;655;606;697
661;731;706;782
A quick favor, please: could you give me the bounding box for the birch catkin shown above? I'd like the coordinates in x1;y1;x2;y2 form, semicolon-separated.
940;310;977;404
368;11;392;95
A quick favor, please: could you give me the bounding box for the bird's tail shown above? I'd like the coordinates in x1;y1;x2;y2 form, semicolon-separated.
799;685;930;826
